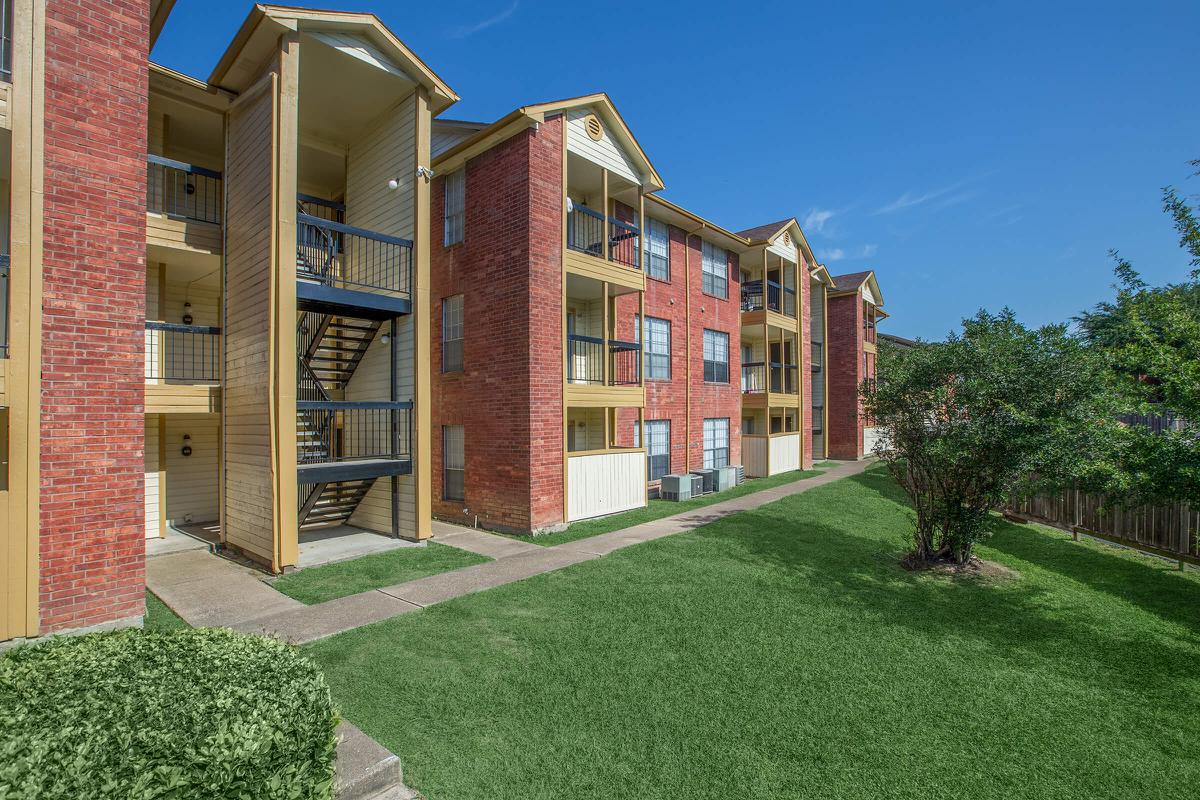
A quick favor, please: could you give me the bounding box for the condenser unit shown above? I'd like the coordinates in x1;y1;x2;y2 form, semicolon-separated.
715;466;738;492
732;465;746;485
691;469;716;494
660;474;693;502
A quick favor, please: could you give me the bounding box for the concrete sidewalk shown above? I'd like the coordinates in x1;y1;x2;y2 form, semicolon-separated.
158;459;873;644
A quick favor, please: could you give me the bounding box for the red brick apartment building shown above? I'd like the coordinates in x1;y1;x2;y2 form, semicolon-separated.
0;1;888;645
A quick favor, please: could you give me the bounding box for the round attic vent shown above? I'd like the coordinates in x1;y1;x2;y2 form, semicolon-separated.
584;113;604;142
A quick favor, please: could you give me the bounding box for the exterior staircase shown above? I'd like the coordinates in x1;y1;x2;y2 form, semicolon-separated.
296;309;384;529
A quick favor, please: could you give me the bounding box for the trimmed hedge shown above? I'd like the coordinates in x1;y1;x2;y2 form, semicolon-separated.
0;628;338;800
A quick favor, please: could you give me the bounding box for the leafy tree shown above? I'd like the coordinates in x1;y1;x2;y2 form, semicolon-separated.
864;311;1119;565
1077;161;1200;504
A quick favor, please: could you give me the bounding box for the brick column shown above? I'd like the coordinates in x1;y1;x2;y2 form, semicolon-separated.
826;291;864;460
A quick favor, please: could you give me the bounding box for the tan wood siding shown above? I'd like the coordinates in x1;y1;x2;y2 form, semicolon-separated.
566;450;646;521
565;108;638;184
222;78;277;565
165;414;220;525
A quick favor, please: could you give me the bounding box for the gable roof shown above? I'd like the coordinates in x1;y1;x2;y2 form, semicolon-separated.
209;4;458;112
432;93;665;191
737;219;793;243
830;270;885;306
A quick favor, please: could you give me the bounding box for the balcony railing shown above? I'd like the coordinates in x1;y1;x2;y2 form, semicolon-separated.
811;341;823;371
864;320;877;343
1;0;11;82
741;279;797;317
296;213;413;299
296;401;413;466
566;333;641;386
566;204;641;270
145;321;220;383
741;361;798;394
0;254;8;359
146;155;223;225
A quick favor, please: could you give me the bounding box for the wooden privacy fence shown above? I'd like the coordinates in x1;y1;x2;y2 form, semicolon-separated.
1006;488;1199;566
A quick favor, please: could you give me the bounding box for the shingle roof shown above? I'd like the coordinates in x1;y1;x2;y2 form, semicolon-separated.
831;271;873;292
736;219;793;243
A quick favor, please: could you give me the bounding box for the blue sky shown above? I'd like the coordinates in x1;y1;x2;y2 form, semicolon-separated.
154;0;1200;340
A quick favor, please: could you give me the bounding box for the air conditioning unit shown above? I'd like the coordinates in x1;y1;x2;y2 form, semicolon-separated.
660;474;693;502
691;469;716;494
715;466;738;492
732;465;745;485
689;474;704;497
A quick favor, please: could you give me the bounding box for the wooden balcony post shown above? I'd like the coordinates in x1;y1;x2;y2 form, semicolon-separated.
601;168;610;262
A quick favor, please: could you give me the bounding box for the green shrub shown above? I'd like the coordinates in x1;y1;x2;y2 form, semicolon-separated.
0;628;338;800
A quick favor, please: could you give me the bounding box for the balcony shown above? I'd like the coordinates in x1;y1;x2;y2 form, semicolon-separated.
296;213;413;319
145;156;224;255
144;321;221;413
864;319;877;344
567;203;641;269
741;362;799;395
295;400;413;483
567;334;641;386
741;279;797;317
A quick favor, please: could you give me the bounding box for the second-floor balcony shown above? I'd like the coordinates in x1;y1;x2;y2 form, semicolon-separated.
741;361;799;396
145;321;220;384
296;400;414;486
146;155;223;225
566;334;641;386
296;214;413;315
741;279;797;317
566;203;641;271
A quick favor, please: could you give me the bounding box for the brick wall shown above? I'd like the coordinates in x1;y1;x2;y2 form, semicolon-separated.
615;227;742;476
38;0;149;632
826;291;864;459
430;117;564;532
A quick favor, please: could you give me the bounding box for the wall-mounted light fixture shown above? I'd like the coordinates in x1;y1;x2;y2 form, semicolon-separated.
181;434;193;458
182;301;193;326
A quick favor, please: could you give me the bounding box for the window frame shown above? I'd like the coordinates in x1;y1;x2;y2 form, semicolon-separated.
703;418;730;470
643;217;671;282
443;169;465;246
703;328;730;384
634;419;671;483
441;294;464;373
701;239;728;299
635;314;671;381
442;425;465;501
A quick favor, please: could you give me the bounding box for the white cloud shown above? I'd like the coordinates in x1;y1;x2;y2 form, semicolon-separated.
450;1;519;39
818;244;876;263
818;248;846;262
803;208;836;234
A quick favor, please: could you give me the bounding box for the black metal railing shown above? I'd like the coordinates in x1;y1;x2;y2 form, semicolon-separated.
770;363;800;394
864;319;877;343
145;321;220;383
741;279;797;316
0;254;8;359
146;155;223;224
296;401;413;465
742;362;766;394
566;334;641;385
566;204;641;270
1;0;12;82
811;341;823;371
297;194;345;225
296;213;412;299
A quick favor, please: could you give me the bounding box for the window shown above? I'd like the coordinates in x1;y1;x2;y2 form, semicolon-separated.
634;420;671;482
441;295;464;372
703;329;729;383
701;240;727;299
636;315;671;381
644;218;670;281
703;418;729;469
443;425;464;501
443;169;465;246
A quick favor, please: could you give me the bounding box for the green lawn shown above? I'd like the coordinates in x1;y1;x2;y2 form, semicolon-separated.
520;464;832;547
143;591;189;631
271;542;491;605
307;465;1200;800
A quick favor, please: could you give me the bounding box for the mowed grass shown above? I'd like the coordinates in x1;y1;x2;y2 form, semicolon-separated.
271;542;490;605
307;466;1200;800
520;464;832;547
143;591;189;631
